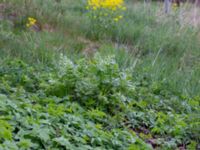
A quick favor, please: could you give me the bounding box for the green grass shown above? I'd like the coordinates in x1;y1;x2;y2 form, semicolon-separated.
0;0;200;149
1;0;198;97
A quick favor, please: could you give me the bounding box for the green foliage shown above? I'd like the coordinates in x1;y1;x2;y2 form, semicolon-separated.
0;56;153;149
1;0;200;149
0;55;200;149
44;54;135;114
0;120;13;141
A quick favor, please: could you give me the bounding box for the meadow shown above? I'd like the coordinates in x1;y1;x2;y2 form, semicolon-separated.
0;0;200;149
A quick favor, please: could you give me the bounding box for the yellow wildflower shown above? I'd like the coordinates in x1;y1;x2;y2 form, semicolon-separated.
93;6;97;10
172;3;178;11
114;17;119;22
118;15;123;19
26;17;37;28
87;0;125;10
26;23;30;27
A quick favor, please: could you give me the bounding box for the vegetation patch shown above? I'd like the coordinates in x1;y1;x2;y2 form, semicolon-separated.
0;55;199;149
0;0;200;149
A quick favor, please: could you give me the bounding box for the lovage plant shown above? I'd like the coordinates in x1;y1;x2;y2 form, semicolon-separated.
86;0;126;38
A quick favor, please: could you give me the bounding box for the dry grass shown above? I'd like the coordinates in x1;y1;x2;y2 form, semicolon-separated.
155;2;200;28
179;3;200;28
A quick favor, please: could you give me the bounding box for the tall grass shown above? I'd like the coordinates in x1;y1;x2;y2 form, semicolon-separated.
1;0;200;96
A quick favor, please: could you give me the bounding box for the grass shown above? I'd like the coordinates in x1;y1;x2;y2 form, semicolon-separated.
0;0;200;149
1;0;200;96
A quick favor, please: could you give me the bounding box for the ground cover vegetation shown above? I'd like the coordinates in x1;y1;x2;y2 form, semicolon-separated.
0;0;200;149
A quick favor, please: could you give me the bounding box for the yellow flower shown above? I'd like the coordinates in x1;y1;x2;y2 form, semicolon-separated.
172;3;178;11
28;17;36;22
93;6;97;10
86;0;126;25
114;17;119;22
118;15;123;19
87;0;125;10
26;17;37;28
26;23;30;27
112;7;117;11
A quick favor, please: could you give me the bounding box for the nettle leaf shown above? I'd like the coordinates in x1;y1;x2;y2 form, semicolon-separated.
53;136;74;149
18;139;33;149
0;120;13;140
2;141;18;150
37;128;51;142
21;125;52;143
0;94;8;113
187;141;197;150
87;109;106;119
47;103;65;117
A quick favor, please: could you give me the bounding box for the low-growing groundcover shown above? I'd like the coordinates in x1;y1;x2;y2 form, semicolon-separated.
0;54;199;150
